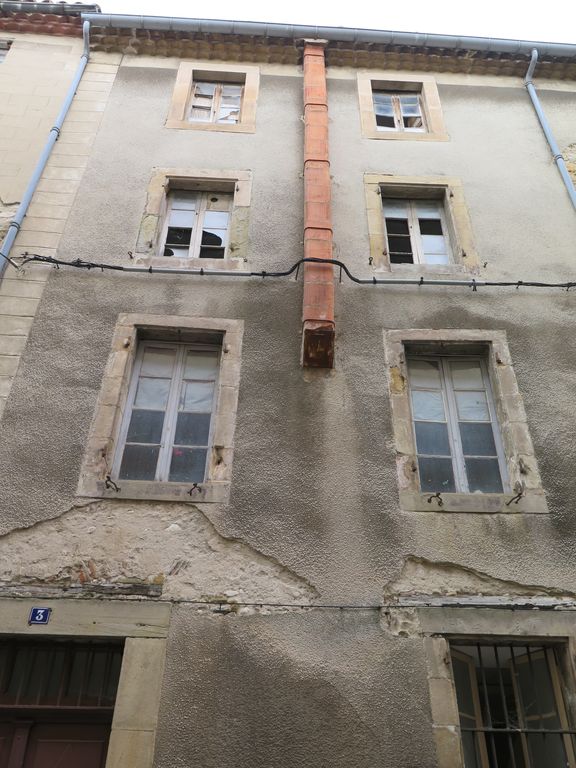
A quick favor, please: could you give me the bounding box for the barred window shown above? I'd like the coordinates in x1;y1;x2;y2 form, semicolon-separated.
451;642;576;768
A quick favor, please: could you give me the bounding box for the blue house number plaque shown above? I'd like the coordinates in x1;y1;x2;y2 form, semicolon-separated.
28;607;51;625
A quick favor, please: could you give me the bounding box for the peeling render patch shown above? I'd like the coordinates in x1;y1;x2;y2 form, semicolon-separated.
383;556;576;600
563;143;576;183
0;501;317;604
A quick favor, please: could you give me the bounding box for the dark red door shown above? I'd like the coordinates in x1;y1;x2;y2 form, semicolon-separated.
23;723;110;768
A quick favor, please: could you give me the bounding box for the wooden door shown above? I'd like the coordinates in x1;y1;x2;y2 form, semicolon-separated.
2;721;110;768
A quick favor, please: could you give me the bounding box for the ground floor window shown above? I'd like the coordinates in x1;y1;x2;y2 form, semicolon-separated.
451;642;576;768
0;639;123;768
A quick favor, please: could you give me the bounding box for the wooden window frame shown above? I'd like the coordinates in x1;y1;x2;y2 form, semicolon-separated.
134;168;252;272
160;190;232;260
76;314;243;505
166;62;259;133
407;354;509;494
383;329;547;514
358;72;448;141
383;197;452;266
189;80;244;125
364;175;480;273
112;341;220;485
373;90;426;133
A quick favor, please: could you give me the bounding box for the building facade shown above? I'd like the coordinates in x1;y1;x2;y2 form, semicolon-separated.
1;4;576;767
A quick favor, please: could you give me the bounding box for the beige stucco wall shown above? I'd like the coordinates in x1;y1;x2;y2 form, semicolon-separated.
0;35;120;418
1;50;576;767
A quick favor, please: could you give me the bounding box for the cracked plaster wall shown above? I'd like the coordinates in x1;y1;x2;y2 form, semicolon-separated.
1;64;576;767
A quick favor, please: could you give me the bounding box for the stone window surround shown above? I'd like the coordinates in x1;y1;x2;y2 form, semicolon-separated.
166;61;260;133
357;71;448;141
364;175;480;274
0;597;170;768
383;329;547;514
134;167;252;272
421;608;576;768
76;314;243;504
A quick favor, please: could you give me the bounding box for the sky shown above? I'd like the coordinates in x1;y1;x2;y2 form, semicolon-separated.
96;0;576;45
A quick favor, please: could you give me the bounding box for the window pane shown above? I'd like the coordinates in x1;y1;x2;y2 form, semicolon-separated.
373;93;395;129
415;201;442;219
456;392;490;421
217;106;240;123
408;359;442;389
450;361;484;389
460;423;497;455
184;351;219;379
415;421;451;456
382;199;409;217
419;219;443;235
194;82;216;97
134;377;171;409
164;246;190;258
140;348;176;377
174;412;211;446
190;107;212;122
421;235;448;255
418;457;456;492
126;410;165;444
119;444;159;480
201;229;226;247
399;95;421;113
169;447;207;482
199;247;225;259
180;381;214;411
411;390;445;421
169;209;195;228
385;218;409;235
170;193;197;210
465;458;503;492
165;227;192;246
388;235;413;254
222;84;242;99
203;211;230;228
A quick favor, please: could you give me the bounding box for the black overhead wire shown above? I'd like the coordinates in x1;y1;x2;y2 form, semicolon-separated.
16;252;576;291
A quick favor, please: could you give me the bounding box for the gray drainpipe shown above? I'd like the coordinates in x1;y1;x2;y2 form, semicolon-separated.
0;20;91;278
524;48;576;209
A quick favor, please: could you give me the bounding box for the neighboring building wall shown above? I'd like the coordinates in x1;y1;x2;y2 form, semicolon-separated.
1;43;576;768
0;34;120;418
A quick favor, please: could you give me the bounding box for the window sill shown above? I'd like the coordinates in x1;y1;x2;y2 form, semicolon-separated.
165;119;256;134
399;490;548;514
133;255;247;272
384;263;473;276
79;477;231;504
362;129;449;142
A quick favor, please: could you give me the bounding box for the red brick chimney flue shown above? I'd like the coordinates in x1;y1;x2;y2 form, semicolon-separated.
301;40;335;368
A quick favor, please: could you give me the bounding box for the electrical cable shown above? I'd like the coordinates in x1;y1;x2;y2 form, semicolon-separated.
18;252;576;291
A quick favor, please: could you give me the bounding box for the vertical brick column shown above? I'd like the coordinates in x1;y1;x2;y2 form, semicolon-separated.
301;40;335;368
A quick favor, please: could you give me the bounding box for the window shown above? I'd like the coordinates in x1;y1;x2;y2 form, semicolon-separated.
364;175;479;272
383;330;547;514
357;73;448;141
161;191;231;260
373;90;425;132
188;80;243;125
113;341;220;484
134;168;252;269
451;642;576;768
383;198;451;265
77;314;243;504
407;354;507;494
167;62;259;133
0;41;11;64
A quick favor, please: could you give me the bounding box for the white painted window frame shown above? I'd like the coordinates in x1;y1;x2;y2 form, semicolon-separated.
112;340;221;483
382;197;452;265
407;355;509;494
188;80;244;125
373;90;426;133
159;190;232;260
